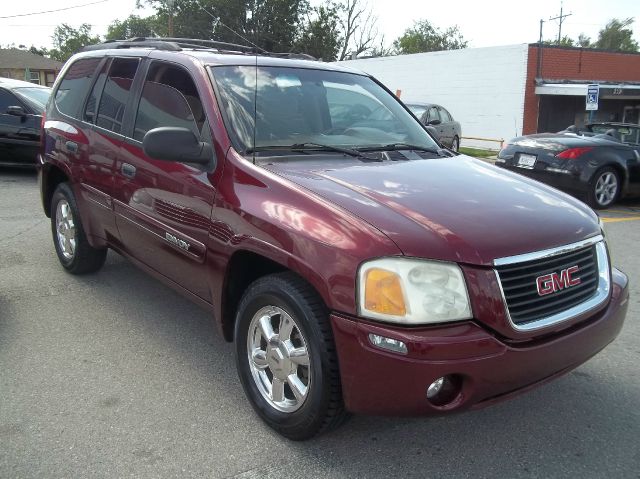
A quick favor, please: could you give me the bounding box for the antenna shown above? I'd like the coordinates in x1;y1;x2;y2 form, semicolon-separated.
549;1;572;44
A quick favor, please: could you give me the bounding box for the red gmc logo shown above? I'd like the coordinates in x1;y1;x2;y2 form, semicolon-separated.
536;266;581;296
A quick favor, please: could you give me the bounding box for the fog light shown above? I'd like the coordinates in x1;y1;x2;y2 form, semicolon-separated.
427;377;445;398
368;333;408;355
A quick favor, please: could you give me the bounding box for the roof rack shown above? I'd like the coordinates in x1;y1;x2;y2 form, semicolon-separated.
80;37;317;60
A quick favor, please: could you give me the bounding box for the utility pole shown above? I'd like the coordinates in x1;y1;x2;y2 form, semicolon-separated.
549;1;572;44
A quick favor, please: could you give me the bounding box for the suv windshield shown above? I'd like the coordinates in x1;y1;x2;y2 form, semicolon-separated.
211;65;439;154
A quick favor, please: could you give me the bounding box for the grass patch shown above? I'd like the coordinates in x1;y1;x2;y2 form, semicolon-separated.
459;147;498;158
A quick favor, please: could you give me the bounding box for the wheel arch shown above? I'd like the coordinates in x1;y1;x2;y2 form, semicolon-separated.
219;249;330;342
41;164;71;218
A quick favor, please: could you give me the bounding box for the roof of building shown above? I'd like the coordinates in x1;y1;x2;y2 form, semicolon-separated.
0;49;63;70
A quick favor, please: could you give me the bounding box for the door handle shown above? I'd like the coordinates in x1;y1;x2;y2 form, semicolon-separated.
65;141;78;153
121;163;136;179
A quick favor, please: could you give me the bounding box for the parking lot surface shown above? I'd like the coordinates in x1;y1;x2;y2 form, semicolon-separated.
1;169;639;479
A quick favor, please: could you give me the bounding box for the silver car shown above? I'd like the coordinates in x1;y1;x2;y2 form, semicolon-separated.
407;103;462;152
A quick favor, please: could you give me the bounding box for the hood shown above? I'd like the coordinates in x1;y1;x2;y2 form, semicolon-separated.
262;155;600;266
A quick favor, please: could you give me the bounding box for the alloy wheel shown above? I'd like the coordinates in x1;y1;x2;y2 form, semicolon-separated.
55;199;76;260
595;172;618;206
246;306;311;413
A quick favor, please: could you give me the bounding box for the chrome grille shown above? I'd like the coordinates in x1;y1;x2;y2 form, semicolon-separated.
495;237;608;330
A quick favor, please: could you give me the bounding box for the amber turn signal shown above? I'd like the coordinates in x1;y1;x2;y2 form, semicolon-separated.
363;268;407;316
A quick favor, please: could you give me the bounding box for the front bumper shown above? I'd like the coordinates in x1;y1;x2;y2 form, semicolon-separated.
331;268;628;416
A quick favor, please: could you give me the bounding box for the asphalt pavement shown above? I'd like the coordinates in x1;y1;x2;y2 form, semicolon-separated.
1;168;639;478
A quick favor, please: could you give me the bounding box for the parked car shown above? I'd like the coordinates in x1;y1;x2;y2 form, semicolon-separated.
496;122;640;209
406;102;461;151
0;78;50;166
39;38;628;440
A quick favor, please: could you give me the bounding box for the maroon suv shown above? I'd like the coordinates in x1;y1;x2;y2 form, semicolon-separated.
38;38;629;440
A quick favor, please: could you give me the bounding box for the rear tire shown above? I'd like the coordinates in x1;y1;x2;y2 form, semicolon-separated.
51;183;107;274
234;272;348;440
588;167;620;209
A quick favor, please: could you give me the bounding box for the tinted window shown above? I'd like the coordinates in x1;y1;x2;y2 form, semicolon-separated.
0;88;19;112
55;58;101;118
439;107;452;122
84;61;109;123
133;63;204;141
96;58;139;134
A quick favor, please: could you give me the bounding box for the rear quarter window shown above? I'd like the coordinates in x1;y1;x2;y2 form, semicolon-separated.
54;58;101;118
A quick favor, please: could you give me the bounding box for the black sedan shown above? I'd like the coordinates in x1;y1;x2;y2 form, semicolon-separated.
406;103;462;151
0;78;51;167
496;122;640;209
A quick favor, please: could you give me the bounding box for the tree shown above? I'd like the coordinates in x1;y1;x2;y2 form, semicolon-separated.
139;0;308;52
50;24;101;62
594;18;638;52
28;45;49;57
393;20;467;54
336;0;378;60
296;2;342;60
543;35;574;47
577;33;592;48
106;15;161;40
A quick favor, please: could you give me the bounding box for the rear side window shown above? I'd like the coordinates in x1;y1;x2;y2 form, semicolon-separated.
133;62;205;141
84;61;109;123
96;58;139;134
55;58;101;118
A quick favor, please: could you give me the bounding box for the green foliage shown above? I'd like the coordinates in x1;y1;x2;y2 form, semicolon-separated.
543;35;575;47
28;46;49;57
393;20;467;54
296;2;342;60
139;0;308;52
595;18;638;52
106;15;161;40
49;24;101;62
577;33;591;48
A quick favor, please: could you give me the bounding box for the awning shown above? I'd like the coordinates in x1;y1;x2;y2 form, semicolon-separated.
535;82;640;99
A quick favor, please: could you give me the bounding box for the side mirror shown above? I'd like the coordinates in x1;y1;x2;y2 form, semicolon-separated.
428;119;441;126
7;105;26;117
142;127;213;166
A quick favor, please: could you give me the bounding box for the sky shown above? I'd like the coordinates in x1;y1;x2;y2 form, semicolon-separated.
0;0;638;52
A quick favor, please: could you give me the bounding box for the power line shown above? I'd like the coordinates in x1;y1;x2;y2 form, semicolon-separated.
0;0;109;20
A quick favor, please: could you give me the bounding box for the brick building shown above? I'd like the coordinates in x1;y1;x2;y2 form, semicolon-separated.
525;45;640;134
0;49;63;87
336;44;640;148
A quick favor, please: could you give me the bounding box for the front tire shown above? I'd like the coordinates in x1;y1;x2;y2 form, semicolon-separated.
451;136;460;152
588;167;620;209
234;272;348;440
51;183;107;274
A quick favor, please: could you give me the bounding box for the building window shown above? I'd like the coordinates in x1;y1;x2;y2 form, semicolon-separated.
45;72;56;87
0;71;11;78
29;71;41;85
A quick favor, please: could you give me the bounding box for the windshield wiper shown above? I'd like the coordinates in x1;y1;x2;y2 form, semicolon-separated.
247;143;382;161
359;143;451;157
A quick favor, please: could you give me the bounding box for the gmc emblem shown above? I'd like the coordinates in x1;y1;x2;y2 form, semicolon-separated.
536;266;581;296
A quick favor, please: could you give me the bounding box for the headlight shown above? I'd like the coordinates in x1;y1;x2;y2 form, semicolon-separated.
357;257;472;325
